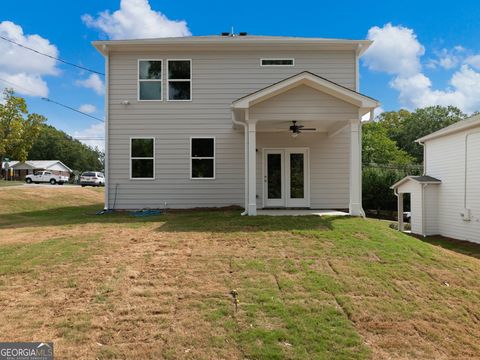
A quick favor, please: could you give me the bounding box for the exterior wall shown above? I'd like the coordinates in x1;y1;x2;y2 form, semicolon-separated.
425;129;480;243
250;85;358;122
256;130;350;209
424;185;439;236
107;49;356;209
397;181;423;235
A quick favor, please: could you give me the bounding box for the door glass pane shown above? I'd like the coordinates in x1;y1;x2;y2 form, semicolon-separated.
290;153;304;198
267;154;282;199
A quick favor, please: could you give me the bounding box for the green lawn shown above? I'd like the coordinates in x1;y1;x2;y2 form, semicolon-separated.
0;187;479;359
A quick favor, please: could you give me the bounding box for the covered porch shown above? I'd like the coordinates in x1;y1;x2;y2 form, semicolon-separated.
231;71;379;216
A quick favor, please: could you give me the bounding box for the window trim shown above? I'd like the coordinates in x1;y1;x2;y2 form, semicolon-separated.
137;59;163;102
190;136;215;180
167;59;192;102
129;136;155;180
260;58;295;67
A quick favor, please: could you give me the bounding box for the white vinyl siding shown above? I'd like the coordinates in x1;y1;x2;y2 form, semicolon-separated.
425;130;480;243
106;49;356;209
397;181;423;235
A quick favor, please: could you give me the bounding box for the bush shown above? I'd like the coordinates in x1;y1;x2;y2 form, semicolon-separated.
362;165;422;214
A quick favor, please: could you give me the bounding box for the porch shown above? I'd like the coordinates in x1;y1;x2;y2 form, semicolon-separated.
231;71;379;216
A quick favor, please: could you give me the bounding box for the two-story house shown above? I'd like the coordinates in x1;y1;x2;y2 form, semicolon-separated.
93;34;379;215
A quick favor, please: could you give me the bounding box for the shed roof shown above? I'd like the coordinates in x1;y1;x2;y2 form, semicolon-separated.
391;175;441;189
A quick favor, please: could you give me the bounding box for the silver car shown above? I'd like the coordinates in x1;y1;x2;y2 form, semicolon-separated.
80;171;105;187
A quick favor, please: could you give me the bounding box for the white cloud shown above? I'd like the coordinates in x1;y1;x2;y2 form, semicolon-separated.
426;47;465;70
73;122;105;151
0;21;59;97
78;104;97;114
363;23;424;77
76;74;104;95
465;54;480;69
363;23;480;114
82;0;191;40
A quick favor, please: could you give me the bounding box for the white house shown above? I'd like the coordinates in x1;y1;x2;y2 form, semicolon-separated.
93;34;380;215
392;114;480;243
2;160;72;180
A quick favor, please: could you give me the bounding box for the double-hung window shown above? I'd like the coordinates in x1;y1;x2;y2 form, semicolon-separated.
138;60;162;100
168;60;192;101
191;138;214;179
130;138;155;179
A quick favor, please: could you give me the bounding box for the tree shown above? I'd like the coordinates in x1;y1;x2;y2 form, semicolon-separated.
376;106;466;163
28;124;103;172
362;121;413;165
0;89;45;166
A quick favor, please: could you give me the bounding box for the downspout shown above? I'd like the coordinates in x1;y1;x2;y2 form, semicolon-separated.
103;45;110;210
231;111;248;216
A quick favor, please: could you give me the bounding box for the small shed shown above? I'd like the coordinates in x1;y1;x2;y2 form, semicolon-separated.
391;176;441;236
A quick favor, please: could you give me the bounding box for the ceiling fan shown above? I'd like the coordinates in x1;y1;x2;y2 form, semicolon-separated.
289;121;316;137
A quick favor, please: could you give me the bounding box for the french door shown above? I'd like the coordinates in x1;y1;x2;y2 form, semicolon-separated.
263;148;309;208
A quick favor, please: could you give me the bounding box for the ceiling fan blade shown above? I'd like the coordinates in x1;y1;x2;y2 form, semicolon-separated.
300;128;316;131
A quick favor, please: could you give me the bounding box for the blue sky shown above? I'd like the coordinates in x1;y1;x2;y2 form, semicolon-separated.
2;0;480;149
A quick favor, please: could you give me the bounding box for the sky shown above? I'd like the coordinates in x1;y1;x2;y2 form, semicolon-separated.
2;0;480;150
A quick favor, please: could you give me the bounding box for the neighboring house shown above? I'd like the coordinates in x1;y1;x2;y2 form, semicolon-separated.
392;114;480;243
1;160;72;180
93;34;379;215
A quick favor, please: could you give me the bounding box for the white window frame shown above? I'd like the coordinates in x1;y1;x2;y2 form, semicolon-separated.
138;59;163;102
130;136;155;180
167;59;192;102
190;136;215;180
260;58;295;67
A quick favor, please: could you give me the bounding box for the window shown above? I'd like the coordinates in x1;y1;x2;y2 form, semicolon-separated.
261;58;294;66
191;138;214;179
130;138;154;179
168;60;191;100
138;60;162;100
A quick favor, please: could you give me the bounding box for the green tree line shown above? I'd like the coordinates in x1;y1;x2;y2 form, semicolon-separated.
1;89;103;175
362;105;470;214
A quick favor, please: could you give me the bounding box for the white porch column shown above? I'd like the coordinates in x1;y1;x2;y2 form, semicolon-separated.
397;192;404;231
247;119;257;215
349;119;365;216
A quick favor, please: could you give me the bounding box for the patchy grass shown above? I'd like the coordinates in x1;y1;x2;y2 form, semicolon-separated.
0;180;24;187
0;187;479;359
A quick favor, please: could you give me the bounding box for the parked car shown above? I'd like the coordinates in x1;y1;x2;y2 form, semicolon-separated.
80;172;105;187
25;171;69;185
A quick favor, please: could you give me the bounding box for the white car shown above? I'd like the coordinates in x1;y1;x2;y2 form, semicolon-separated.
80;172;105;187
25;171;69;185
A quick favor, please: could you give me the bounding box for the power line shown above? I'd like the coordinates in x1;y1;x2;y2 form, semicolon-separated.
0;35;104;76
42;98;104;123
0;77;104;123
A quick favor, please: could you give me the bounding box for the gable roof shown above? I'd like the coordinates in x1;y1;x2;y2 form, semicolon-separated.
93;35;372;56
9;160;73;172
231;71;379;111
391;175;441;189
416;114;480;143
